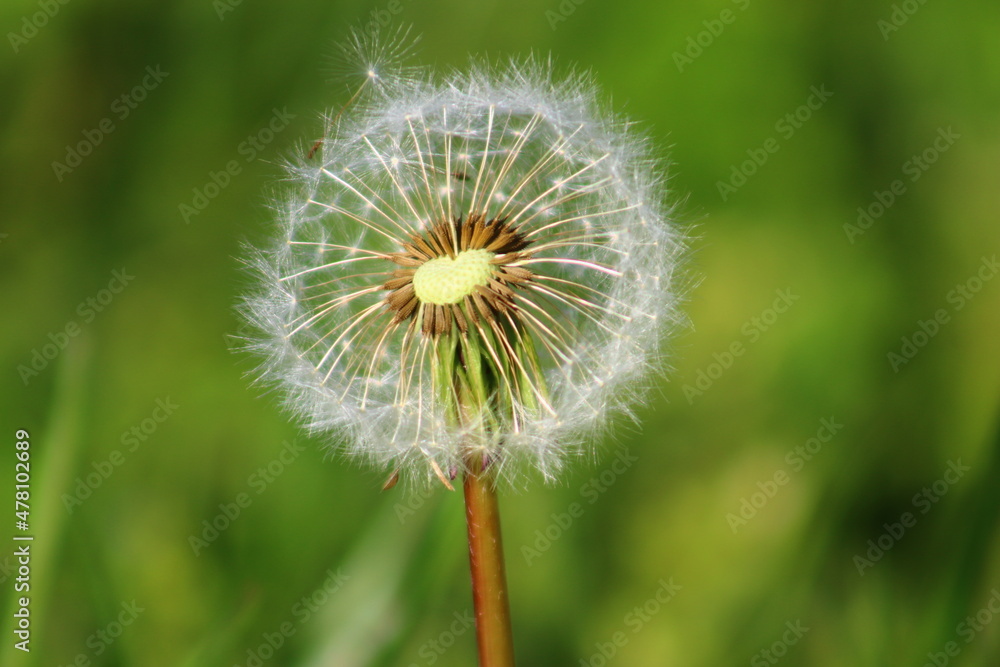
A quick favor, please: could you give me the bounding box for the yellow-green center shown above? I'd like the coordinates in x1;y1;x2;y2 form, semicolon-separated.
412;249;497;305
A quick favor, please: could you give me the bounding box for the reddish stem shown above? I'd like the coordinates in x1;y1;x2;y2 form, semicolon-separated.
463;456;516;667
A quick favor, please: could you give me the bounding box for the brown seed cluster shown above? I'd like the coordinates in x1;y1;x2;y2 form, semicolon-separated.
384;213;535;336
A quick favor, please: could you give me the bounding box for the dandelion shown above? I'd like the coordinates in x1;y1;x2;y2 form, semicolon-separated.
241;32;684;666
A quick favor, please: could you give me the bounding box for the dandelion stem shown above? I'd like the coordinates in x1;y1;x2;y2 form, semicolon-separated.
463;454;516;666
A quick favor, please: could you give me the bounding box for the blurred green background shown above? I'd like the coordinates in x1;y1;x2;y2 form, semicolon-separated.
2;0;999;665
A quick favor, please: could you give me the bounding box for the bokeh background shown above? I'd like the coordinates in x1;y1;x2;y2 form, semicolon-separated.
2;0;999;665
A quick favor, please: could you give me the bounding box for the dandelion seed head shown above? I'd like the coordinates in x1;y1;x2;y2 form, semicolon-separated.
242;44;686;487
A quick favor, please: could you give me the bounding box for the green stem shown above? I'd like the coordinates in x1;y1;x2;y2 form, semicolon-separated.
463;454;515;667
